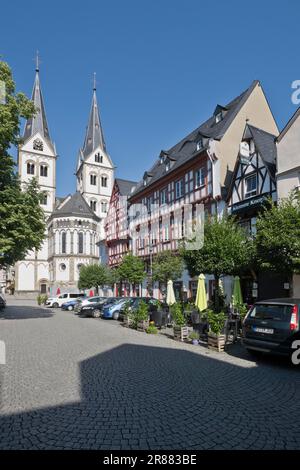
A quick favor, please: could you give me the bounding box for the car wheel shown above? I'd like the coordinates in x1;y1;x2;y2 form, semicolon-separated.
52;302;59;308
93;309;101;318
68;305;73;311
112;311;119;320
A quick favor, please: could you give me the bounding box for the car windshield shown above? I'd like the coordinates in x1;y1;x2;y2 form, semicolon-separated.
248;304;293;322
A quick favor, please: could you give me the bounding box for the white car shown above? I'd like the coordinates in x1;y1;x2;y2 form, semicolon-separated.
74;296;107;314
46;292;85;308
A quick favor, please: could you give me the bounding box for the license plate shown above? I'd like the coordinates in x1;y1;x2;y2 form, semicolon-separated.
253;326;274;334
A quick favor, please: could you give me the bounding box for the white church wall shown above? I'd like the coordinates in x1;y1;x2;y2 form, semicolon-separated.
18;262;35;290
37;262;49;283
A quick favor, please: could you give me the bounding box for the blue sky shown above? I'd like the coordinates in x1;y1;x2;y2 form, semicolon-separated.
1;0;300;196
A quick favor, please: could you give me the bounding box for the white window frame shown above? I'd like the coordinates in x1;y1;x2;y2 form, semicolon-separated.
244;174;257;199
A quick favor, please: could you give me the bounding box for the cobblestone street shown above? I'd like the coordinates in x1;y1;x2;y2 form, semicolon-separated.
0;300;300;450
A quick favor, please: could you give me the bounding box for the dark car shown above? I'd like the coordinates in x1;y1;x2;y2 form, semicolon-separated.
242;298;300;357
0;294;6;310
80;297;120;318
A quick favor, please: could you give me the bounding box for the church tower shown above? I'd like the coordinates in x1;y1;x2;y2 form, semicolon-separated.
15;55;57;295
76;75;114;239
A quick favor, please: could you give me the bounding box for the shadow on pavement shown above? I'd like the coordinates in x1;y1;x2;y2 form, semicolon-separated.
0;343;300;450
0;306;54;320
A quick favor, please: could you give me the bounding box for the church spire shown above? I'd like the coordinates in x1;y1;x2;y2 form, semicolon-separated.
81;73;106;158
23;53;51;144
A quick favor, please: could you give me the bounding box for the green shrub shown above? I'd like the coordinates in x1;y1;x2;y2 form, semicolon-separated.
146;324;158;334
171;302;186;327
37;294;42;305
132;301;149;329
207;309;226;335
189;331;200;341
40;294;48;305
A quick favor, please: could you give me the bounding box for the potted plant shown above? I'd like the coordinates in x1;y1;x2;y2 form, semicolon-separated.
122;301;133;327
146;322;158;334
133;301;149;331
189;330;200;345
37;294;42;306
171;302;192;341
206;309;227;352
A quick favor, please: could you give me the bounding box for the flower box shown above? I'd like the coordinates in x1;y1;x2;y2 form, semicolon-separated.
123;316;133;328
173;326;193;342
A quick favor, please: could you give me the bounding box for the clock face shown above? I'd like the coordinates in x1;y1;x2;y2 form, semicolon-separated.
33;138;43;151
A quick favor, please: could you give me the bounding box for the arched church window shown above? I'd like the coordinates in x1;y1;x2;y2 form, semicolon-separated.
40;165;48;177
40;193;48;205
90;174;97;185
90;200;97;211
95;153;103;163
101;176;108;187
27;162;35;175
78;232;84;254
61;232;66;254
101;201;108;213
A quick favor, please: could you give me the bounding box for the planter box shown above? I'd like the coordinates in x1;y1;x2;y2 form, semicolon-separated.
123;317;133;328
173;326;193;342
207;333;226;352
137;320;149;332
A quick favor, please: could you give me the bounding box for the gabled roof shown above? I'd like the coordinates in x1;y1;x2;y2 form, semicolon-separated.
50;192;100;221
276;107;300;143
130;80;260;197
226;124;277;202
81;87;106;159
115;178;137;196
23;65;53;149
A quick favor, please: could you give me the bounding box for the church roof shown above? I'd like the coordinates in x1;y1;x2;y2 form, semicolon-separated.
51;192;100;221
23;62;53;149
81;82;106;159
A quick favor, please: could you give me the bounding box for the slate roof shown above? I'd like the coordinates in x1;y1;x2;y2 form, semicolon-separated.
247;125;277;178
82;88;106;158
23;67;53;149
130;80;260;197
116;178;137;196
51;192;100;221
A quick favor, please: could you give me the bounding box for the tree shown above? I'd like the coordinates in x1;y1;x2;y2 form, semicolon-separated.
0;60;45;266
78;264;112;293
256;193;300;276
152;250;183;285
117;254;146;293
182;215;253;311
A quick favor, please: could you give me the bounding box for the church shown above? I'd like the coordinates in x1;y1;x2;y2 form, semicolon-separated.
15;62;114;296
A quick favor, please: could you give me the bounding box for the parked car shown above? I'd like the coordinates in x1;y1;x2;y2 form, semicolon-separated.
242;298;300;357
80;297;119;318
74;296;107;314
61;300;80;311
46;292;86;308
117;297;158;322
102;298;134;320
0;294;6;310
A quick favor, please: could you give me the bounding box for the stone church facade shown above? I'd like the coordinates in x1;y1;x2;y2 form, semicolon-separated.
15;63;114;296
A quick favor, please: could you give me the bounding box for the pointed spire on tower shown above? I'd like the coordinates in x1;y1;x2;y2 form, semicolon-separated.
23;53;52;144
81;73;106;158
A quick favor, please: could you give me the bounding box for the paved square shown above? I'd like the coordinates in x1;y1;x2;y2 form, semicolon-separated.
0;300;300;449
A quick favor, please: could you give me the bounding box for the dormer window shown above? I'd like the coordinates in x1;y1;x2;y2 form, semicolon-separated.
196;138;203;151
213;105;227;124
215;112;223;123
165;162;170;172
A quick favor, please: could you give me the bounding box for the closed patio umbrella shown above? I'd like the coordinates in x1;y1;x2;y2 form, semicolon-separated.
195;274;207;312
166;280;176;306
89;290;94;297
232;276;243;307
56;287;61;295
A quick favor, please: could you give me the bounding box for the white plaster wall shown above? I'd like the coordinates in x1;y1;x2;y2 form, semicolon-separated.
18;263;35;290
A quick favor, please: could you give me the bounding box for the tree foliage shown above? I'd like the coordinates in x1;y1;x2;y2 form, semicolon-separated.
152;250;183;284
117;254;146;285
78;264;112;291
256;193;300;275
182;215;253;311
0;60;45;266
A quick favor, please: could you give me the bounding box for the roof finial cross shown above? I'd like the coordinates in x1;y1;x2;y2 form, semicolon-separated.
93;72;97;91
35;50;40;72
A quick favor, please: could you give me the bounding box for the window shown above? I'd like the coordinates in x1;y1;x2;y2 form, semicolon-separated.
175;179;184;199
101;176;108;187
165;162;170;172
95;153;103;163
195;168;205;188
196;139;203;151
27;162;35;175
59;263;66;271
78;232;84;254
40;165;48;177
160;188;167;205
245;174;257;198
215;112;223;123
101;201;108;213
61;232;66;254
90;200;97;211
40;193;47;205
90;174;97;185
